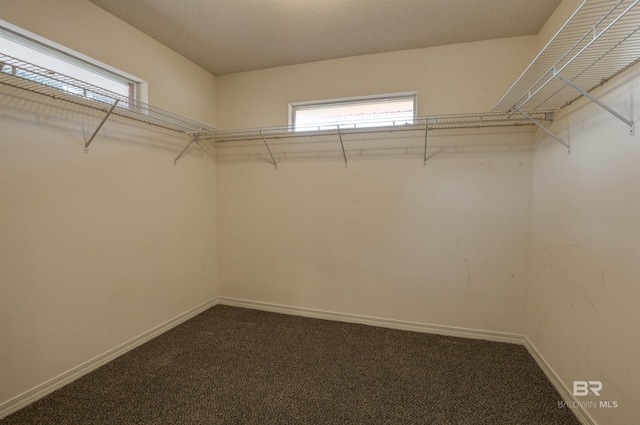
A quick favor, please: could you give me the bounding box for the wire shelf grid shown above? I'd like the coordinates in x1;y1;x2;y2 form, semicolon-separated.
0;53;217;134
3;0;639;162
494;0;640;112
200;111;555;144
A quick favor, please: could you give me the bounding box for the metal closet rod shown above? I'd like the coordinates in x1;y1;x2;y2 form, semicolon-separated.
201;111;556;167
199;111;556;144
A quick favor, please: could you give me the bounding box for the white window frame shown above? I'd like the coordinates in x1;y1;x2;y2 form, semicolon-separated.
0;20;147;104
289;92;418;132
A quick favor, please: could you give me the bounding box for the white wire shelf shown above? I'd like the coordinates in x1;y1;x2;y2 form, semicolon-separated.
3;0;639;164
201;112;554;167
0;53;217;135
200;111;556;144
494;0;640;112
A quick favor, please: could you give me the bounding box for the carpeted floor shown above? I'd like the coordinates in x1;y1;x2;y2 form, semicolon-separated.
1;305;580;424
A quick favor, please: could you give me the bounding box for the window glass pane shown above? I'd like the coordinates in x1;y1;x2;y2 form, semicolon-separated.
293;96;415;131
0;29;132;100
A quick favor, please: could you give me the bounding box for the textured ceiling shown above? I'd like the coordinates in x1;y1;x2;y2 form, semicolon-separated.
89;0;562;75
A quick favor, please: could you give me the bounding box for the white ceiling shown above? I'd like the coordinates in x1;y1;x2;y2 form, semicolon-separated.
89;0;562;75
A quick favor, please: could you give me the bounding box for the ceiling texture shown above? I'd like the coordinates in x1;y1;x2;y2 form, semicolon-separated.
89;0;562;75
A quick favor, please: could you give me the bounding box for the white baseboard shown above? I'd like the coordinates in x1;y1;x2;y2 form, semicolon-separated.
1;296;596;425
0;298;217;420
216;296;525;344
523;337;597;425
218;297;596;425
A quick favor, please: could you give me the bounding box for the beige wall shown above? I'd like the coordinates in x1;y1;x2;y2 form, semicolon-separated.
216;36;539;334
0;0;217;409
527;63;640;425
218;152;534;333
525;2;640;423
217;35;538;129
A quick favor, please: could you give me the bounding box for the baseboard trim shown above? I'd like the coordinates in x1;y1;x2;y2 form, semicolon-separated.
218;297;596;425
215;296;525;344
0;297;217;420
523;337;597;425
1;296;598;425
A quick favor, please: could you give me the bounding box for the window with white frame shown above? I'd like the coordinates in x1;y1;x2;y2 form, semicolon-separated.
290;93;417;132
0;21;140;107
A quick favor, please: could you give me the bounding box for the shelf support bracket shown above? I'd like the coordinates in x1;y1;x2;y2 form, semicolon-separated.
337;125;348;167
174;134;199;165
558;74;635;135
423;118;428;165
259;130;277;169
516;108;570;153
85;100;119;154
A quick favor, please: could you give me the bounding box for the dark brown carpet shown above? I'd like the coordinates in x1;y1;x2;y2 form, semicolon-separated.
1;305;580;424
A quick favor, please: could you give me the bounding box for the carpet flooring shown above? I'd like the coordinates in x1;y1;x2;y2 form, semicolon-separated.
1;305;580;424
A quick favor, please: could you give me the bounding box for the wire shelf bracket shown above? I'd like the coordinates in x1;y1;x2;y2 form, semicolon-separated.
337;125;348;168
423;118;429;165
516;108;570;152
495;0;640;144
557;73;635;135
84;99;119;154
174;134;199;165
259;130;278;169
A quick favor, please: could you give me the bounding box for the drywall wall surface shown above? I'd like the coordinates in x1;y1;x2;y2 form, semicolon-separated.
218;148;533;334
0;0;217;410
215;30;538;338
216;35;537;129
0;93;218;409
527;64;640;424
0;0;217;124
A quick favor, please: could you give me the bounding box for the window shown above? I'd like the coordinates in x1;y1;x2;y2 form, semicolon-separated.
290;93;417;132
0;21;141;107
